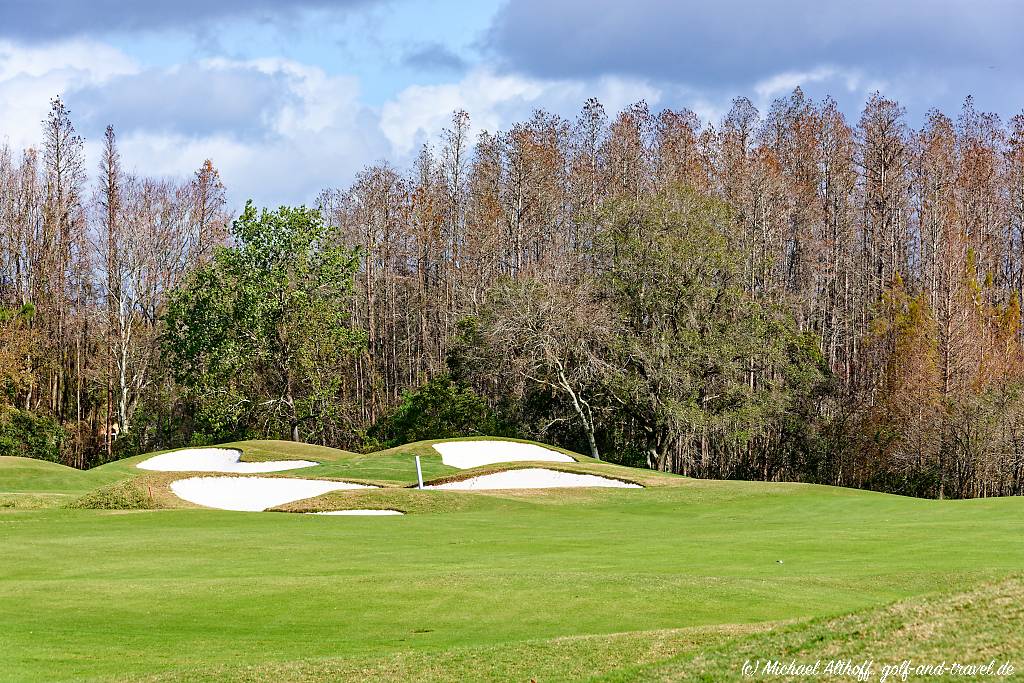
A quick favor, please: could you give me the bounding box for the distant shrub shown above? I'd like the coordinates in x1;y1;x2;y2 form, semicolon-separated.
69;479;153;510
0;407;66;462
367;375;501;448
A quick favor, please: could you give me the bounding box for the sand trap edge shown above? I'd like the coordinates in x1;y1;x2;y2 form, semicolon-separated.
169;475;378;512
424;467;643;491
431;440;576;469
137;447;318;474
308;509;405;516
418;462;644;489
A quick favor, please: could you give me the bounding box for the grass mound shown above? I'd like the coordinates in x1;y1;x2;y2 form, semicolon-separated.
275;487;484;515
68;477;157;510
2;437;631;511
0;455;96;493
598;575;1024;681
232;440;358;464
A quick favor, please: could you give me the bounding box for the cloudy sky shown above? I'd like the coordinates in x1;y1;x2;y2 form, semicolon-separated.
1;0;1022;207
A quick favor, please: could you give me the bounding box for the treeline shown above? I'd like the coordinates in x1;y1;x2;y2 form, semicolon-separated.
318;92;1024;499
3;90;1024;499
1;98;229;466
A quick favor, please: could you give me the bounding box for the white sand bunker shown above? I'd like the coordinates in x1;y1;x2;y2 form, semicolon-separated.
170;476;376;512
310;510;404;516
138;448;317;473
426;468;641;490
432;440;575;469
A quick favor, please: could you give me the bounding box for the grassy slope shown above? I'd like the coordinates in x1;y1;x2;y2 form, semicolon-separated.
128;576;1024;682
0;456;129;509
1;466;1022;681
0;456;91;492
141;623;772;682
596;575;1024;682
281;436;614;486
18;436;647;509
76;436;602;489
0;438;463;510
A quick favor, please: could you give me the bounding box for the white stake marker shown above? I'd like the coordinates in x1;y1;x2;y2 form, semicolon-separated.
415;455;424;489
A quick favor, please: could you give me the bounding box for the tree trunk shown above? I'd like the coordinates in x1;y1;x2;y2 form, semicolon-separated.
556;365;600;460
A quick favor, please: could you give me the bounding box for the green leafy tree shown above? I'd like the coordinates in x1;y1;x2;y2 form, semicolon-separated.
162;202;364;442
367;374;497;448
0;407;66;462
594;189;829;474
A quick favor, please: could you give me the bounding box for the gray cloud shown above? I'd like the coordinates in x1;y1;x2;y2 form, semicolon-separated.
0;0;377;41
401;42;468;72
64;64;295;139
485;0;1024;87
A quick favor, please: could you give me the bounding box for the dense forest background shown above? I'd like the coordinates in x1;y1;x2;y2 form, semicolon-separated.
3;89;1024;499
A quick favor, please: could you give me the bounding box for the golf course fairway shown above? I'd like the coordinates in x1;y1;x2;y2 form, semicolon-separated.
1;438;1022;682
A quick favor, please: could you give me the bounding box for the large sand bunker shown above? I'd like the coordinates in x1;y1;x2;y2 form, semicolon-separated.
425;468;641;490
138;448;317;473
432;441;576;469
170;476;375;511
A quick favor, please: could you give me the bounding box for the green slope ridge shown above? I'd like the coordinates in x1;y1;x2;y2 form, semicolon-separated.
597;575;1024;682
2;436;648;509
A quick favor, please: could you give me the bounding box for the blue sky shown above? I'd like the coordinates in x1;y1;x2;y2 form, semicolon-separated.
1;0;1022;207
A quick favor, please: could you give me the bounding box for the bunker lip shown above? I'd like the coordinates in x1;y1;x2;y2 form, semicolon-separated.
309;509;404;516
424;467;643;491
169;476;377;512
137;447;318;474
417;462;645;489
431;440;576;469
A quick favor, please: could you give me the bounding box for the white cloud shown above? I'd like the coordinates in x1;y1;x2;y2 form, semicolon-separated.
380;68;662;157
111;59;384;206
206;57;364;136
750;65;892;114
0;39;138;150
0;39;137;82
754;66;840;101
0;45;382;206
10;36;953;212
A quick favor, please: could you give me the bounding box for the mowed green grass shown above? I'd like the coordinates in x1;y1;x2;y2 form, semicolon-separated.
595;574;1024;682
0;456;132;509
1;440;1023;681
